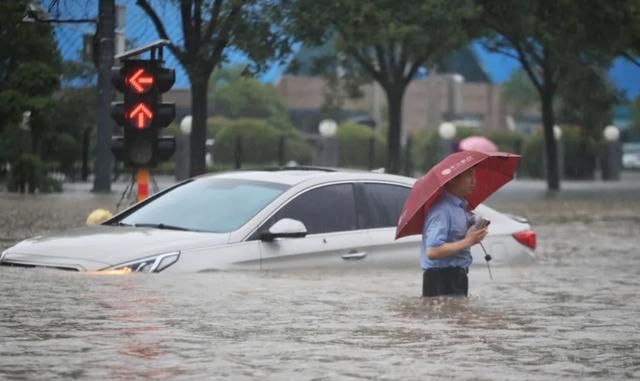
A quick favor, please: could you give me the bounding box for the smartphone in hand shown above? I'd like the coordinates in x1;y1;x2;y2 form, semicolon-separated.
474;216;490;229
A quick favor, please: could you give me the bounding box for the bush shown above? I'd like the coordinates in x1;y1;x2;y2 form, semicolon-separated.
212;118;312;166
520;132;545;178
206;117;231;139
7;154;61;193
409;129;441;173
284;138;313;165
487;129;523;154
408;127;493;173
561;126;597;179
519;126;598;179
453;127;481;141
336;122;386;169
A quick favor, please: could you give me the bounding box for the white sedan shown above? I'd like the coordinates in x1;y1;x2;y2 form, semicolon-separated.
0;169;536;273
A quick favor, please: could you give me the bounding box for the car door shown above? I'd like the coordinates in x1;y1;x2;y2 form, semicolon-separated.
253;183;372;270
356;182;421;269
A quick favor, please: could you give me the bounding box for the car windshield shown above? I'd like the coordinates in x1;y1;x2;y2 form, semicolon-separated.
118;178;289;233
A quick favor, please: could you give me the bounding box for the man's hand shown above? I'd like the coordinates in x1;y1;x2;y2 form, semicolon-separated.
465;225;489;246
427;224;490;260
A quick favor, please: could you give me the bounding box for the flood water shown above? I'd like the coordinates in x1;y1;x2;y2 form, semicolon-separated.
1;179;639;380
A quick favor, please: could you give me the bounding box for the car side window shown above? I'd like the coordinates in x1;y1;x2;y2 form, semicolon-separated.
260;183;358;236
359;183;410;228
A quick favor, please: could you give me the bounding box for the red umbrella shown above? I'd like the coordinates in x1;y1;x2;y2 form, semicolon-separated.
395;150;520;239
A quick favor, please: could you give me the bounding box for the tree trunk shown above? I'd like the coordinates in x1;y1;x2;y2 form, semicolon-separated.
541;88;560;191
30;125;39;155
384;86;405;174
189;74;208;176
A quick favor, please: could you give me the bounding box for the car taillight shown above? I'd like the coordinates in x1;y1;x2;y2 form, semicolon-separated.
513;230;536;250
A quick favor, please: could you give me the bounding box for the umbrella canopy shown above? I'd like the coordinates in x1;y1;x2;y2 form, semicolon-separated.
459;136;498;152
395;151;520;239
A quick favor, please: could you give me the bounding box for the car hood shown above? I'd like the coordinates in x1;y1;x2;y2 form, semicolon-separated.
2;225;230;271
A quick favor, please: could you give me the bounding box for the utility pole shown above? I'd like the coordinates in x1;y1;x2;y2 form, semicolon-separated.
93;0;115;192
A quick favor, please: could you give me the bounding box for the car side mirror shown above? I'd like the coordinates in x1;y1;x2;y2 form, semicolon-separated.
260;218;308;241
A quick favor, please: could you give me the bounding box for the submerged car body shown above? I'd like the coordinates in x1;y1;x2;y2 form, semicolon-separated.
1;169;537;273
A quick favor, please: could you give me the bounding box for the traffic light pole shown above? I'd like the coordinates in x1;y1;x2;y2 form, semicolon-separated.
110;41;176;203
136;168;149;202
93;0;115;192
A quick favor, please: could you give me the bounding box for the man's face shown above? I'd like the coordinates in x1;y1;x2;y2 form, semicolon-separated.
447;167;476;197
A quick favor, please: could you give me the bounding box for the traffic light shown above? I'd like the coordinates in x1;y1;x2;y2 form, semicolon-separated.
111;59;176;167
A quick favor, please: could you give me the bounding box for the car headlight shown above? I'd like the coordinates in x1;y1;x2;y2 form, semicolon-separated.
100;251;180;274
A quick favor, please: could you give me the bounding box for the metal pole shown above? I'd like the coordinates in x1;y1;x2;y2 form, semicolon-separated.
93;0;115;192
137;168;149;202
278;136;286;166
81;128;89;181
235;136;242;169
368;136;375;170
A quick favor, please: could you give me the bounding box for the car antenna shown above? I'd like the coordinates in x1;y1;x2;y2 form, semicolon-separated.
479;242;493;280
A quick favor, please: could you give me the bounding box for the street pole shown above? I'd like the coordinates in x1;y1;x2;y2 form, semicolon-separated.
93;0;115;192
136;168;149;202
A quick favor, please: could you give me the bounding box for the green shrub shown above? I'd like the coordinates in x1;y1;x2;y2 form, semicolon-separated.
521;132;545;178
561;126;597;179
519;126;598;179
336;122;386;169
214;119;279;165
454;127;481;141
284;138;313;165
487;129;523;154
7;154;61;193
212;118;312;166
409;129;441;173
206;116;231;139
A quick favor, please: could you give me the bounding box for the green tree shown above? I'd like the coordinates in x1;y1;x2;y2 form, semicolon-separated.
336;121;386;169
137;0;292;176
286;0;478;174
45;88;97;177
0;0;61;165
501;69;538;114
556;66;620;139
477;0;619;191
577;0;640;68
208;66;293;130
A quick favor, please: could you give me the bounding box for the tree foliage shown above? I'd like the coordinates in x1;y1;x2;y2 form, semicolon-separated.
0;0;61;166
137;0;292;176
208;66;292;130
286;0;478;174
501;69;538;114
556;66;620;139
477;0;620;190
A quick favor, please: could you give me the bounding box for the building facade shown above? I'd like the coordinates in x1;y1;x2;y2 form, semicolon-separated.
275;74;509;143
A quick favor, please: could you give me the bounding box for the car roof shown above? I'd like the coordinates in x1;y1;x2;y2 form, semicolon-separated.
197;168;416;187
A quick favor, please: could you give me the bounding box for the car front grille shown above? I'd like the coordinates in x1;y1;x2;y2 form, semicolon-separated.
0;261;79;272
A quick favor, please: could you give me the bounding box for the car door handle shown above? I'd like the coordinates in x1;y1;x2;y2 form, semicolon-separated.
341;251;368;260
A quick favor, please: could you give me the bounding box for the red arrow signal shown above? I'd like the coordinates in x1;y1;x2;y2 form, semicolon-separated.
127;68;154;93
128;103;153;129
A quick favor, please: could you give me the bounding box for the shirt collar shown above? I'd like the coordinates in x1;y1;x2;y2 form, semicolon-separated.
442;190;468;209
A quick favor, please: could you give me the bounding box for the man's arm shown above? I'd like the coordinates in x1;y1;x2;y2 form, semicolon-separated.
426;226;488;260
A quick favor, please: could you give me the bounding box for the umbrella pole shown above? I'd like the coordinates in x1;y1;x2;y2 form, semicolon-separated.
479;242;493;280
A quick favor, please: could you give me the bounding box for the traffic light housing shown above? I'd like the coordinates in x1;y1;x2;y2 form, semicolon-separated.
111;59;176;167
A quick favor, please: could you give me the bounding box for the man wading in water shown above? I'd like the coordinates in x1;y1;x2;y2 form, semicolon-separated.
421;167;488;297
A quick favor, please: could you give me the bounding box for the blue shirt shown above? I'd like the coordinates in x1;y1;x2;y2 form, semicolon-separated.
421;191;474;270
